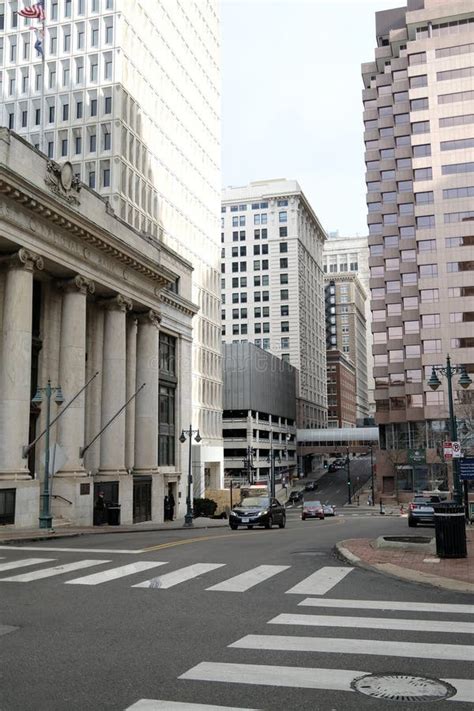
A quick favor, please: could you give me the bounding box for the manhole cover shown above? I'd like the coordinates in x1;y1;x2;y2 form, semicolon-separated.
352;674;456;702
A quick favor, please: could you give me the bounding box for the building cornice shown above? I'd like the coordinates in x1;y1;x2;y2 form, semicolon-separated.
0;166;176;289
160;290;199;317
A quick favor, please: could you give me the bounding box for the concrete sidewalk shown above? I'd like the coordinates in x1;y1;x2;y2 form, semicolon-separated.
0;517;228;545
337;527;474;594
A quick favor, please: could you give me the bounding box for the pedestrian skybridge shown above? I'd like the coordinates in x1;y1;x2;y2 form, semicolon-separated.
297;427;379;455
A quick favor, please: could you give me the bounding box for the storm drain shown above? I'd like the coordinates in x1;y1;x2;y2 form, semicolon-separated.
352;674;456;702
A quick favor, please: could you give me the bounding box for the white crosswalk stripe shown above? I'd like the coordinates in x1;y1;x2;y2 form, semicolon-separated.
0;557;54;572
133;564;225;589
179;662;474;703
125;700;260;710
229;634;474;661
66;562;167;586
177;593;474;706
206;565;290;592
298;597;474;614
285;566;353;595
0;559;110;582
268;612;474;634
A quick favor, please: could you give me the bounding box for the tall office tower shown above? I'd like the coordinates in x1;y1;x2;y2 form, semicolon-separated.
221;179;328;434
0;0;223;492
362;0;474;500
323;235;374;419
325;274;369;424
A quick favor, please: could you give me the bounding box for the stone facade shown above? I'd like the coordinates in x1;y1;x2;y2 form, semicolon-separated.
0;130;197;528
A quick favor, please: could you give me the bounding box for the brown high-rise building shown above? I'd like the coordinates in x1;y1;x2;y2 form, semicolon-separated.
362;0;474;501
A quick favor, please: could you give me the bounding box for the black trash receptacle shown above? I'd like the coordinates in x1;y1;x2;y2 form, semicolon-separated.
107;504;121;526
433;502;467;558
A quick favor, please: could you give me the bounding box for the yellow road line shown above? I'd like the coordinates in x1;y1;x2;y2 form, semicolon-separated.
141;531;258;553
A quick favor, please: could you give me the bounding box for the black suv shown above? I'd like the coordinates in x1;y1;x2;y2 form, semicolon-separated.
229;496;286;530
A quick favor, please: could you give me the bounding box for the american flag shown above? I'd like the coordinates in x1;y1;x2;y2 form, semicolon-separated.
18;1;45;20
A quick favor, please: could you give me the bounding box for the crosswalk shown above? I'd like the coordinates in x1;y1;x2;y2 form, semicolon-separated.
174;594;474;707
0;554;353;596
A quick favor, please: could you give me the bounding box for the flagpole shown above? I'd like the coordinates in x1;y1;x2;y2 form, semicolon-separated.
40;14;46;156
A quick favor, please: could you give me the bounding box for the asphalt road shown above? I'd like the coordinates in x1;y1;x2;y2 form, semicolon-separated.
0;514;472;711
299;454;374;509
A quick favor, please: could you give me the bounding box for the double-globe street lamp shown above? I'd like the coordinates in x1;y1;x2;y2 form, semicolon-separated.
31;380;65;529
427;355;472;505
242;446;256;485
179;425;201;527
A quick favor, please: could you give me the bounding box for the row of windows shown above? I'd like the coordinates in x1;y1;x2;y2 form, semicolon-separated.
224;211;288;228
0;0;112;30
369;235;474;260
0;21;114;67
367;136;474;166
365;109;474;145
372;286;474;305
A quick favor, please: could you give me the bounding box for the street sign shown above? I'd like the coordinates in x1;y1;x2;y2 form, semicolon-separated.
451;441;462;458
459;457;474;481
443;441;453;460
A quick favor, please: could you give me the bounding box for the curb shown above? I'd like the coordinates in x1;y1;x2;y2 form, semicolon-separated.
0;521;229;545
335;541;474;595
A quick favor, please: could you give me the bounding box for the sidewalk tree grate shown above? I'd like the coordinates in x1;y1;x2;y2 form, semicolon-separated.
352;674;456;702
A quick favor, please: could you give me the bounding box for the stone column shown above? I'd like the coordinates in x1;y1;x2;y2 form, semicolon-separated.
0;249;43;478
134;310;160;473
125;316;137;470
99;294;132;475
56;275;95;475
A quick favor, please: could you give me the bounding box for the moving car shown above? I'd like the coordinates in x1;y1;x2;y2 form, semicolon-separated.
302;500;325;520
334;458;346;467
322;503;336;517
408;495;441;527
288;490;304;504
328;463;338;473
229;496;286;530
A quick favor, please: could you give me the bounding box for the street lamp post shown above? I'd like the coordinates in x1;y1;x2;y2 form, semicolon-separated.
242;446;255;485
427;356;472;505
346;447;352;505
179;425;202;527
32;380;65;529
370;445;375;506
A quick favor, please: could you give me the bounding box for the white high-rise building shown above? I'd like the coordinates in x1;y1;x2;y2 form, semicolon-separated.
221;179;328;431
0;0;223;492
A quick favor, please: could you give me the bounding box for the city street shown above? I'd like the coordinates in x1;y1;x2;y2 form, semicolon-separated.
301;454;374;509
0;514;472;710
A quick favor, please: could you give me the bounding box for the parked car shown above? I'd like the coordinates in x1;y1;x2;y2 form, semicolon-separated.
304;481;318;491
302;500;325;520
407;495;441;527
288;490;304;504
229;496;286;530
334;458;346;467
328;464;338;473
322;503;336;517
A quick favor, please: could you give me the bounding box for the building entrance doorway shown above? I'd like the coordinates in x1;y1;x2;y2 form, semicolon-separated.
133;476;152;523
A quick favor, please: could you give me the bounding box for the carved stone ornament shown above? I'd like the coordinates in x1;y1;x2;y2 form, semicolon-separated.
59;274;95;295
100;294;133;312
0;247;44;272
136;309;161;328
45;160;82;205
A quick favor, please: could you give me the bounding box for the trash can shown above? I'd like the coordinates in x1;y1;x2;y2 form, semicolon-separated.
433;502;467;558
107;503;121;526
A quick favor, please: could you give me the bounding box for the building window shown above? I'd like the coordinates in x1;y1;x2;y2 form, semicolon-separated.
159;384;175;466
279;211;287;223
104;96;112;114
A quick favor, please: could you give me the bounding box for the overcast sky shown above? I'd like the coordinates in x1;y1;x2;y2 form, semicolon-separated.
221;0;398;236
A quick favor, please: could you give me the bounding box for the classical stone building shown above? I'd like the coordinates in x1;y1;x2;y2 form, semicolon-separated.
0;130;197;528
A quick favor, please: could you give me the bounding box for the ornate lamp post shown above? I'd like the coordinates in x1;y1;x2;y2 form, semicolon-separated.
242;446;256;484
32;380;65;529
346;446;352;505
427;356;472;504
179;425;201;526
